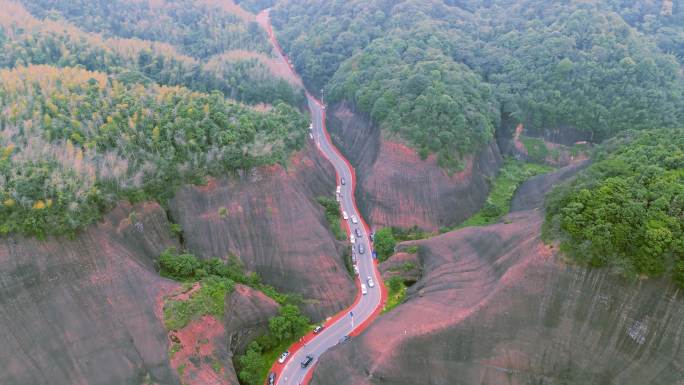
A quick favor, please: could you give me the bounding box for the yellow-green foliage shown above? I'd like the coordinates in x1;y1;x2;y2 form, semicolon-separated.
0;65;307;237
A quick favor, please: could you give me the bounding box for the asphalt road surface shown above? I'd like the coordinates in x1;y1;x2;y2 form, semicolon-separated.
261;10;383;385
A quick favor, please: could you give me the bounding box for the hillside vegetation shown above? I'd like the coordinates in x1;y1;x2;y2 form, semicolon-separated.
272;0;684;168
18;0;272;58
545;129;684;284
0;65;307;237
0;1;304;106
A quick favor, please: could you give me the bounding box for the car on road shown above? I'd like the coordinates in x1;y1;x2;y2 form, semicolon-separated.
278;351;290;364
350;235;356;244
358;244;365;254
355;228;362;237
367;276;375;288
341;177;346;185
342;211;349;220
338;335;351;344
351;215;358;224
336;185;341;194
313;325;324;334
354;264;359;275
268;372;276;385
361;283;368;295
301;355;314;368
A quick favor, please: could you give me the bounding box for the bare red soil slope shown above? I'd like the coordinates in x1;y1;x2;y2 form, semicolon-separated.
312;162;684;385
169;142;355;320
327;102;502;231
167;284;278;385
0;202;180;385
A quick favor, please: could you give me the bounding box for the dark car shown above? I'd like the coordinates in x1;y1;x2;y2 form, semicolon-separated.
301;355;314;368
268;372;276;385
313;325;324;334
338;335;351;344
355;228;362;237
358;244;365;254
341;177;346;185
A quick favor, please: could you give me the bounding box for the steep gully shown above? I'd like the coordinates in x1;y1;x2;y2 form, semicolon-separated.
257;9;387;385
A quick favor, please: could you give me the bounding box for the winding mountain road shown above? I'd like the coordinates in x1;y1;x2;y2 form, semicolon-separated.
258;9;386;385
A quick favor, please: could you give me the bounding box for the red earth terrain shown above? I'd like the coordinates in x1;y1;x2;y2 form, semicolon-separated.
311;162;684;385
0;202;181;385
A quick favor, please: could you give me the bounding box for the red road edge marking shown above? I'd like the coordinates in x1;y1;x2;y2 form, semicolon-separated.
262;11;387;385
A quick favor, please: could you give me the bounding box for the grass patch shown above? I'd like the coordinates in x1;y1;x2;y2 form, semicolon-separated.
520;135;549;162
458;159;554;228
404;245;419;254
383;276;407;313
316;196;346;240
169;343;182;359
163;276;234;330
212;360;222;374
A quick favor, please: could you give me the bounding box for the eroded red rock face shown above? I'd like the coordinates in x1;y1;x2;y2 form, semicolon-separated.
0;202;180;385
169;142;355;320
312;164;684;385
327;102;502;231
225;284;280;354
169;315;233;385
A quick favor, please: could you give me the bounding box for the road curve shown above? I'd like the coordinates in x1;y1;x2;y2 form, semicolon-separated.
258;9;386;385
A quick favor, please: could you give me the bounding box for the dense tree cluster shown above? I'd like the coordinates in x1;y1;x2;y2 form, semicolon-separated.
272;0;684;165
18;0;272;58
545;129;684;284
607;0;684;59
0;65;307;236
0;2;304;106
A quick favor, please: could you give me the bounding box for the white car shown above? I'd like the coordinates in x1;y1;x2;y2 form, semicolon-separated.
350;235;356;244
278;351;290;364
342;211;349;220
351;215;358;224
361;283;367;295
367;276;375;288
354;265;359;275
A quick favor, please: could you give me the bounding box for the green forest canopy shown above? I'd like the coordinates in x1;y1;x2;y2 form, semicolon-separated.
545;129;684;285
18;0;272;58
0;65;307;237
0;1;304;106
272;0;684;167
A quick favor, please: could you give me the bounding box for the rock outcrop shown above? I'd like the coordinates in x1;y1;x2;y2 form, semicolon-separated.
165;283;278;385
225;284;280;354
311;164;684;385
327;102;502;231
0;202;180;385
169;142;355;320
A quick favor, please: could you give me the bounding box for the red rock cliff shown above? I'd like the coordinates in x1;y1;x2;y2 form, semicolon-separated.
0;202;181;385
169;142;355;321
327;102;502;231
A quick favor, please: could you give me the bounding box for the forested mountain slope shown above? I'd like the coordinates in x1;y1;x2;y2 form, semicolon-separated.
0;0;304;106
0;65;307;237
545;129;684;283
272;0;684;168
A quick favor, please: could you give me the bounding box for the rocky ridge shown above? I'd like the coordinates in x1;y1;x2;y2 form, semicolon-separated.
311;162;684;385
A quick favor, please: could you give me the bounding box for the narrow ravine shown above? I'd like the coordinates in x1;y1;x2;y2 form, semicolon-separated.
257;9;387;385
